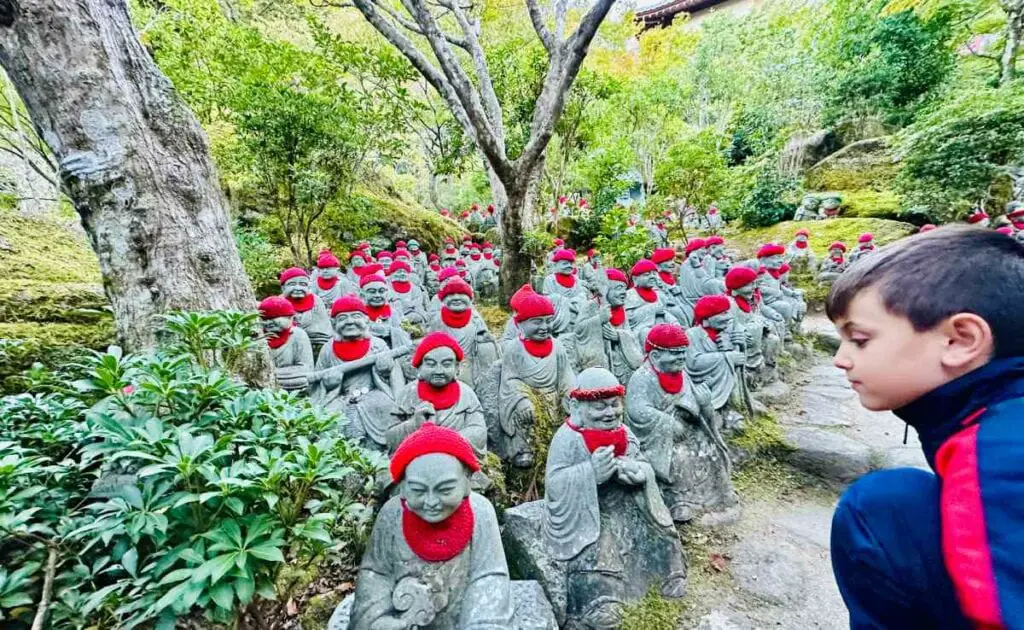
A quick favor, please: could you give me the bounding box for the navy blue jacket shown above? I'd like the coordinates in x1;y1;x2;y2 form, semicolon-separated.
894;356;1024;628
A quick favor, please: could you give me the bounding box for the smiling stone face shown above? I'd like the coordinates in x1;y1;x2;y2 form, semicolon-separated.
650;347;686;374
334;310;369;339
401;453;471;523
418;346;458;387
442;293;472;312
605;281;627;306
553;259;575;275
283;276;310;298
518;315;553;341
634;271;657;288
361;282;389;307
262;315;292;336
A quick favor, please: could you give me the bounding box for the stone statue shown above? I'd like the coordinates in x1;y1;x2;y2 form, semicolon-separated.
792;194;821;221
387;261;429;327
648;221;668;247
483;204;497;230
966;208;990;229
386;333;488;463
848;233;876;263
543;368;687;627
755;243;797;337
820;194;842;219
542;249;589;365
279;267;333;353
578;249;604;296
777;263;807;329
495;293;574;469
360;273;414;352
725;266;780;387
471;243;499;301
703;236;730;280
440;241;459;268
706;205;724;231
625;259;683;345
650;248;692;326
574;268;644;385
313;250;358;306
348;250;370;284
425;256;441;296
258;296;313;393
392;248;420;287
785;228;816;272
428;279;501;393
686;295;748;431
407;239;428;281
678;239;723;321
817;241;848;284
625;324;736;524
310;295;408;453
347;423;512;629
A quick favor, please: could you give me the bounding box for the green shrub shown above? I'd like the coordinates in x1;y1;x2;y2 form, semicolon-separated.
594;206;656;271
736;162;801;228
235;229;285;298
0;313;381;629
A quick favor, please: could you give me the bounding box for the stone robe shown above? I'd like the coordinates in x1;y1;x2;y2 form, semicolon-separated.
310;336;405;452
494;339;574;463
368;308;414;352
313;275;358;307
624;288;683;347
817;256;847;283
573;300;643;385
390;284;429;327
677;260;721;318
848;246;875;264
269;326;314;392
543;424;686;625
291;295;333;350
348;493;512;630
758;272;794;327
386;380;488;458
785;242;816;272
626;366;735;521
578;262;605;295
471;261;500;299
428;312;502;392
685;326;739;412
410;251;429;280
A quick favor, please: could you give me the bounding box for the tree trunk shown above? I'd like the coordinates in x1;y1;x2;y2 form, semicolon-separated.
1001;3;1023;86
0;0;267;360
498;178;533;305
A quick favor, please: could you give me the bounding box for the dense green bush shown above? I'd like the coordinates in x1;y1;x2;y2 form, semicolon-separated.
235;229;284;298
594;206;656;271
736;162;802;228
0;312;380;629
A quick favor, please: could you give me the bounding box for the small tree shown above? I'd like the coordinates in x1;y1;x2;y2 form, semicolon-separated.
318;0;619;302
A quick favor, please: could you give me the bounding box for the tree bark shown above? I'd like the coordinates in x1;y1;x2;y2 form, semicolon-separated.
498;178;533;302
1001;1;1023;86
0;0;266;358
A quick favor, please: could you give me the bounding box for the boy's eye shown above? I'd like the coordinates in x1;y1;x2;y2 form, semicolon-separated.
851;338;869;349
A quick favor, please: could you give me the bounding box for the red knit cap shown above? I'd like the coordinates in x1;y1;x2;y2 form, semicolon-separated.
920;224;937;233
463;234;472;242
317;250;340;268
439;278;474;300
360;273;387;288
1008;206;1024;219
469;244;481;251
350;251;369;263
331;294;368;317
553;238;565;247
390;422;480;483
651;248;676;264
693;295;732;325
685;239;706;255
829;241;848;252
725;266;758;291
483;242;493;249
551;249;576;263
645;323;689;353
706;236;725;246
387;261;412;275
509;284;536;312
455;259;467;268
412;331;465;367
258;296;296;319
967;212;989;224
795;229;810;237
630;259;658;276
357;241;371;250
513;293;555;322
428;253;440;262
606;268;628;284
279;267;309;284
377;251;393;260
394;248;411;259
997;226;1014;235
356;263;384;278
569;382;625;401
587;248;597;258
438;267;460;283
396;240;407;248
858;233;874;243
756;243;786;258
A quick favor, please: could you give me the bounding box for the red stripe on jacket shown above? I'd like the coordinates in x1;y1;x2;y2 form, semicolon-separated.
935;418;1004;628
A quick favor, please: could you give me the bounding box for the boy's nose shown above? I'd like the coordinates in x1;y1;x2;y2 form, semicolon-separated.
833;346;853;370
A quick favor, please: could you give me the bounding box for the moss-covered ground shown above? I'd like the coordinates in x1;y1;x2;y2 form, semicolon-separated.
723;217;915;257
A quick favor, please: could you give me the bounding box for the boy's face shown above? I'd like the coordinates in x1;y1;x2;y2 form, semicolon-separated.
832;288;950;411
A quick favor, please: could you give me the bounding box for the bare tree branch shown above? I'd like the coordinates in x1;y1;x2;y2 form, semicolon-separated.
525;0;554;54
376;0;469;49
441;0;505;150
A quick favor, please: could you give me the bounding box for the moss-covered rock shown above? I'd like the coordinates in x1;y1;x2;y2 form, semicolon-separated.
0;321;115;393
299;591;345;630
359;190;464;253
0;209;101;284
619;587;684;630
0;281;109;324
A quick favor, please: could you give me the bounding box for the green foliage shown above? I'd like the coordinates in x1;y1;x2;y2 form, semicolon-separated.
619;587;684;630
0;313;380;628
235;229;284;298
736;161;802;228
655;129;731;211
897;83;1024;221
594;207;656;271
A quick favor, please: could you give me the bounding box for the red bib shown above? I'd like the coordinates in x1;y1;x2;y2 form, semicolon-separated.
652;365;683;394
287;293;315;313
401;498;474;562
441;307;472;329
766;267;782;279
635;287;658;303
366;304;392;322
567;421;627;457
392;280;412;294
332;337;371;361
658;271;676;286
417;380;460;411
267;325;292;350
703;326;721;343
734;295;752;313
317;276;339;291
522;337;553;358
555;273;576;289
609;305;626;327
794;241;808;249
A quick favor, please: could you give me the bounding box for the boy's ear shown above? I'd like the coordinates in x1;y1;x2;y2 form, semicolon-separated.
939;313;995;369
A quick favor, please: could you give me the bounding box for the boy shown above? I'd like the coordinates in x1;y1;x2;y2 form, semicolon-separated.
827;226;1024;629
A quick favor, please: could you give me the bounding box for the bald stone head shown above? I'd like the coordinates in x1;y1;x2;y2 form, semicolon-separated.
570;367;624;432
402;453;472;523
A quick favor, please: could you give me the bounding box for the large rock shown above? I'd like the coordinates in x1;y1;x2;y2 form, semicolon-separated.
326;581;557;630
501;501;568;626
784;426;872;486
729;539;808;606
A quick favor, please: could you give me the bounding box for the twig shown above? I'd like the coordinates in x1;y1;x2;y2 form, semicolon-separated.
31;546;58;630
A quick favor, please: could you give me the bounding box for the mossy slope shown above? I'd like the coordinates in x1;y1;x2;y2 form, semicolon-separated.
725;217;915;258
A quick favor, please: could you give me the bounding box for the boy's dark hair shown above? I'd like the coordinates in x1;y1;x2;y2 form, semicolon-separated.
826;226;1024;357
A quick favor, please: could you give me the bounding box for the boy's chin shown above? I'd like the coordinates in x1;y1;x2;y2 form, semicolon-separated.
854;390;897;412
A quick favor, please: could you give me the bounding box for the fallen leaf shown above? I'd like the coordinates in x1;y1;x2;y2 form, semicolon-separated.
339;581;354;594
286;598;298;616
709;553;730;572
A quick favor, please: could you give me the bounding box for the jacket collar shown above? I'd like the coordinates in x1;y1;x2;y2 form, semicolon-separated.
894;356;1024;466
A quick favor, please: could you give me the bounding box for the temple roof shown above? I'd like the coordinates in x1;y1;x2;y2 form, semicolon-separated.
636;0;729;28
